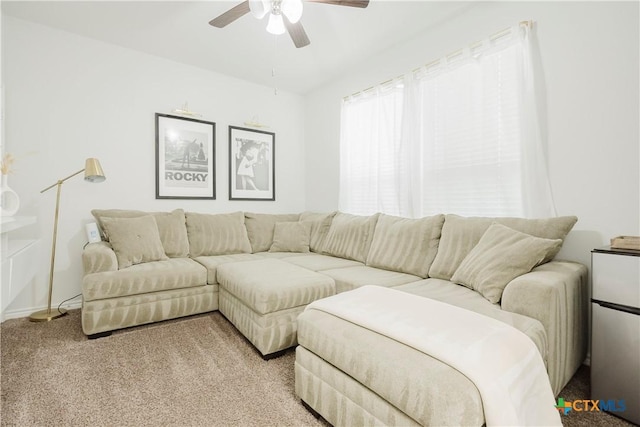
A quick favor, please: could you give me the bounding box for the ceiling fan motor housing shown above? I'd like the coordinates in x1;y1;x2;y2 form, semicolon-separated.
250;0;303;23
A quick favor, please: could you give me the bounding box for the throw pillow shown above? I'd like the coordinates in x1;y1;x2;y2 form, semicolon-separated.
366;213;445;278
269;222;311;253
151;209;190;258
91;208;189;258
100;215;168;269
322;212;379;263
429;214;577;280
299;211;336;253
451;223;562;304
244;212;301;253
185;211;252;257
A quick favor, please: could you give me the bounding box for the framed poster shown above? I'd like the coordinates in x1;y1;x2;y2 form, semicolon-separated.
155;113;215;199
229;126;275;201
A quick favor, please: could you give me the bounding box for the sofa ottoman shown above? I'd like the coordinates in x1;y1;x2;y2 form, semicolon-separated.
296;285;555;426
217;259;336;358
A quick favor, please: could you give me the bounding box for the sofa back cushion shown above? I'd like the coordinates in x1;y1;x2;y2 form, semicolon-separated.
100;215;168;269
451;223;563;303
186;211;252;256
322;212;379;263
429;214;578;280
299;211;336;253
244;212;301;253
92;209;189;258
366;214;445;278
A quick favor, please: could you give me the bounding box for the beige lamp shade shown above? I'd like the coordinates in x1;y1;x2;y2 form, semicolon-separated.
84;158;106;183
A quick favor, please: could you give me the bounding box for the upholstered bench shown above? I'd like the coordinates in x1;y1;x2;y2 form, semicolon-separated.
216;259;336;358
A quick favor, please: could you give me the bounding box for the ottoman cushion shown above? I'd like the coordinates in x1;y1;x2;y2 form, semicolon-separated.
217;259;335;315
193;253;264;284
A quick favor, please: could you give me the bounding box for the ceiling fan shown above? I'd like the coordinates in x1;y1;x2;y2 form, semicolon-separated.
209;0;370;49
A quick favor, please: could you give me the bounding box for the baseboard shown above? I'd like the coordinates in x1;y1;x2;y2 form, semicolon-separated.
2;299;82;322
584;353;591;367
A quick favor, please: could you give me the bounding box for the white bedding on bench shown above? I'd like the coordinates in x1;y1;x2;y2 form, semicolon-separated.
306;285;561;426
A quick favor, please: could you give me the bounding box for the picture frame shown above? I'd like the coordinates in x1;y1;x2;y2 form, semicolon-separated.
229;126;275;201
155;113;216;199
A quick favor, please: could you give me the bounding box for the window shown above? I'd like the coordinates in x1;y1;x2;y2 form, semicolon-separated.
339;24;555;218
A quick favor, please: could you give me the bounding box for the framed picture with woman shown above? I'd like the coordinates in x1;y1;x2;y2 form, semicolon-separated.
228;126;275;201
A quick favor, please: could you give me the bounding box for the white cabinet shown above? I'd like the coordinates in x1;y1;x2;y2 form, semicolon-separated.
1;216;39;320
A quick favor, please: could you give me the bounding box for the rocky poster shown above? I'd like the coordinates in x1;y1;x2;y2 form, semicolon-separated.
155;114;215;199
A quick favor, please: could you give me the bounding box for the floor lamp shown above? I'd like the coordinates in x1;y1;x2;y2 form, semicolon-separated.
29;158;106;322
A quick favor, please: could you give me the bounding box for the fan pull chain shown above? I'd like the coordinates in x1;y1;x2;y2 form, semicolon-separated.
272;34;278;95
272;68;278;95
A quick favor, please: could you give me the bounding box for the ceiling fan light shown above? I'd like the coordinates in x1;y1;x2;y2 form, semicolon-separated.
249;0;270;19
266;13;286;35
281;0;303;24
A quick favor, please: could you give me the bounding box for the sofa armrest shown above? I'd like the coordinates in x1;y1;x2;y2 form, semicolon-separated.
83;242;118;274
501;260;588;396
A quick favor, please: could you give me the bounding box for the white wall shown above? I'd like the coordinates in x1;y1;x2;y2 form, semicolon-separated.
2;2;639;319
304;1;640;268
2;16;306;317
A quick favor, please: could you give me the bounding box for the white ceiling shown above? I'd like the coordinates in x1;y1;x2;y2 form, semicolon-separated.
2;1;473;94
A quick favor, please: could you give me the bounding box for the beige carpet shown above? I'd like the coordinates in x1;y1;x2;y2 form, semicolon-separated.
0;310;634;426
1;310;326;426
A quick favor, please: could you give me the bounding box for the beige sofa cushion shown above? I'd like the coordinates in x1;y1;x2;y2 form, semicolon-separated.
283;254;364;271
320;266;421;294
100;216;168;269
299;211;336;253
244;212;301;253
366;214;444;278
451;224;562;303
429;214;577;280
322;212;379;263
269;221;311;253
186;211;252;257
92;208;189;258
394;279;547;356
83;258;206;301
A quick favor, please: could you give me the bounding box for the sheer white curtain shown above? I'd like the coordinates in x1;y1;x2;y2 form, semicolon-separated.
339;23;556;219
517;26;557;217
339;81;404;216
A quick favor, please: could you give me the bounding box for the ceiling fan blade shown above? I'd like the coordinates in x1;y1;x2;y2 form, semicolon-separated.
306;0;369;8
284;17;311;48
209;1;251;28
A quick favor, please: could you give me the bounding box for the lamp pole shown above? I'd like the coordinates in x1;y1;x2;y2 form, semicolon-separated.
29;168;88;322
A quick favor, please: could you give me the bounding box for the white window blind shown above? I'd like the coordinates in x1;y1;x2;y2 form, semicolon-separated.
339;24;556;218
417;43;523;217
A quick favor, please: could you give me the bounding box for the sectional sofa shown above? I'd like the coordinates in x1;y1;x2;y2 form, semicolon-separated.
81;208;587;425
